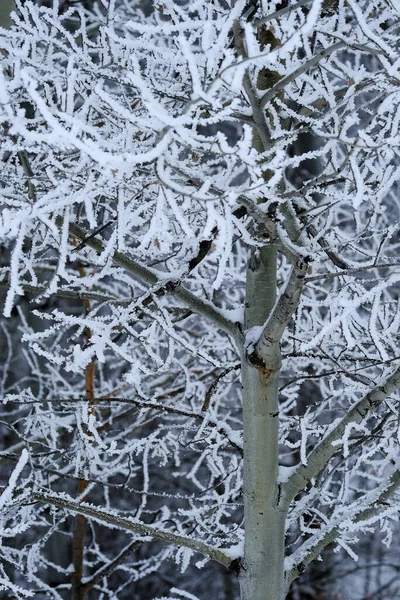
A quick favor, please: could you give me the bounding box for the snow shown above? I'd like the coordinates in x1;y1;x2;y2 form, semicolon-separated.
0;449;29;511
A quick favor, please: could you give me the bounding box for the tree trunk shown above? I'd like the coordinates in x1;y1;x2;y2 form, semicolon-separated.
0;0;15;30
239;246;287;600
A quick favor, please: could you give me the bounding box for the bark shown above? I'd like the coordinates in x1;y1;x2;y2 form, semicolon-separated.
239;246;287;600
71;274;96;600
234;13;289;598
0;0;15;30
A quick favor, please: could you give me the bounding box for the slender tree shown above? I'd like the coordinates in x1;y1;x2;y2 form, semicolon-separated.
1;1;400;599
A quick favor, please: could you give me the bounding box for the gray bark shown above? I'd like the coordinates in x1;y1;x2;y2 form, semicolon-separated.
0;0;15;30
239;246;287;600
234;16;290;598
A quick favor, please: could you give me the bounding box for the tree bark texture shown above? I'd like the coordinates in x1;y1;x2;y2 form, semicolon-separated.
239;246;287;600
0;0;15;30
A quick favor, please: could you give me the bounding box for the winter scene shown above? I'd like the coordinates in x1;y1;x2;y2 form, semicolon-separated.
0;0;399;598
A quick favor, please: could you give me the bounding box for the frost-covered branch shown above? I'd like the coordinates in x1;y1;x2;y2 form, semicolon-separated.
254;0;313;27
21;394;243;454
251;258;309;359
0;276;123;304
79;540;141;596
33;493;233;569
281;366;400;507
259;42;347;110
284;468;400;591
62;219;238;337
306;262;400;282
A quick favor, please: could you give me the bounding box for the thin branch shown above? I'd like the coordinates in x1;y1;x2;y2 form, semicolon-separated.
293;208;349;270
57;218;237;337
284;468;400;591
17;150;37;202
72;480;89;600
254;0;313;28
260;42;346;109
281;365;400;507
2;451;236;503
201;363;241;411
232;19;271;151
71;218;117;253
72;278;96;600
0;276;124;304
33;492;233;569
259;40;381;111
253;258;309;358
14;395;243;454
306;261;400;282
79;540;141;596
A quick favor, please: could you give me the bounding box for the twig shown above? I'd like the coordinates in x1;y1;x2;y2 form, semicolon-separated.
79;540;141;596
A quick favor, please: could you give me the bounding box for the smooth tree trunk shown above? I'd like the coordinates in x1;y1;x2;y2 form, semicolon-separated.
0;0;15;30
239;246;287;600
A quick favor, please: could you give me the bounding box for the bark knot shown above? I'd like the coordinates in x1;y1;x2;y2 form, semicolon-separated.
247;350;275;378
229;557;243;574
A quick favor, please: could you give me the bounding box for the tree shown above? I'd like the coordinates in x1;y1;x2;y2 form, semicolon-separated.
0;1;400;599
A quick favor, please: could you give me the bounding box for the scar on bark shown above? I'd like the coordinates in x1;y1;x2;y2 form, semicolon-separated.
247;350;274;378
229;557;243;574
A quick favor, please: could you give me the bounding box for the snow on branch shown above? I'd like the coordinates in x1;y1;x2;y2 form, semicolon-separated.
250;258;309;359
0;448;29;511
33;492;233;569
284;468;400;592
281;365;400;507
60;218;239;337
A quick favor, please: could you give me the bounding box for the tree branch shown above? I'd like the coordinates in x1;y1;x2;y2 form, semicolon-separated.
33;492;233;569
252;258;309;358
79;540;141;596
260;42;346;109
281;365;400;507
0;276;124;304
284;468;400;592
15;395;243;454
55;218;238;337
306;261;400;282
253;0;313;28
